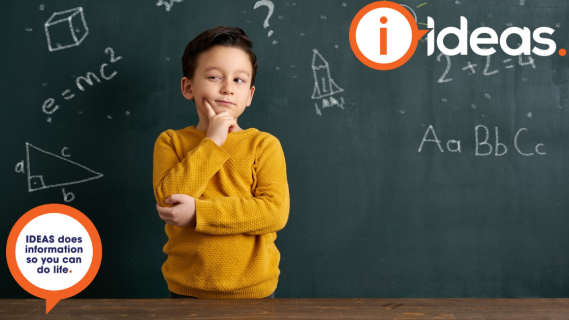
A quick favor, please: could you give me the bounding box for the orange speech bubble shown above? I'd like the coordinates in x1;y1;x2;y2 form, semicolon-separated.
6;204;102;314
349;1;430;70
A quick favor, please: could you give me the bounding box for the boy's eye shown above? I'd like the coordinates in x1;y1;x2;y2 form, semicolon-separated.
208;76;245;83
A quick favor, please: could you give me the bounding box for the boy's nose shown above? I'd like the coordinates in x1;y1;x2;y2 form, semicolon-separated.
220;81;234;95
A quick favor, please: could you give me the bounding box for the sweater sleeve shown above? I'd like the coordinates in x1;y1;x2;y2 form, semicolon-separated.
193;136;290;236
153;130;231;207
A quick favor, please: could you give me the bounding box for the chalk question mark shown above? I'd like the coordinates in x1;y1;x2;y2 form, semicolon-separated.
254;0;276;41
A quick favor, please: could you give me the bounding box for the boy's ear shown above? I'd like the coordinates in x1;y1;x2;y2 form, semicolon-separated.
181;77;194;100
246;85;255;107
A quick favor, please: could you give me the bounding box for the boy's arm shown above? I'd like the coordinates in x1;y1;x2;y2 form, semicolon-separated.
153;130;231;207
193;136;290;236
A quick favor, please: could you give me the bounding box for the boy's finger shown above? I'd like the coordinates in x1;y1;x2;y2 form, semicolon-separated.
212;111;231;118
158;211;173;225
158;205;173;217
157;202;168;211
214;113;234;119
229;119;237;132
168;194;184;204
215;116;234;122
204;99;217;119
157;209;167;221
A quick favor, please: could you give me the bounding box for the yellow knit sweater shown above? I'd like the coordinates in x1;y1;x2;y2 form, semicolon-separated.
153;125;290;299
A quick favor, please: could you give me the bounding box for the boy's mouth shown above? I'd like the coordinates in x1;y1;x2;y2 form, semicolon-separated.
216;100;234;106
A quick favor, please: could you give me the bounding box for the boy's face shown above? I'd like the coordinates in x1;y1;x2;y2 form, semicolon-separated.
181;46;255;121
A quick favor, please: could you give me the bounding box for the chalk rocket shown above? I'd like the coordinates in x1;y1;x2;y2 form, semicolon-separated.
311;49;344;99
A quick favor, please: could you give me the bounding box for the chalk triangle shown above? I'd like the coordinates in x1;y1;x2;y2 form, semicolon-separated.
26;142;103;192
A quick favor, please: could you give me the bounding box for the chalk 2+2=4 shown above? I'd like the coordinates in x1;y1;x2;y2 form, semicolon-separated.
436;50;536;83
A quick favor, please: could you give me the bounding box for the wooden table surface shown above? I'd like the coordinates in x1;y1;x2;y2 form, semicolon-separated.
2;298;569;319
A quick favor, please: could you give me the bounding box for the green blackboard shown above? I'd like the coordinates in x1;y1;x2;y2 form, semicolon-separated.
2;0;569;298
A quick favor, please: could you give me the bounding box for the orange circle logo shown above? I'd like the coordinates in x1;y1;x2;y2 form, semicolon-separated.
6;204;102;314
349;1;429;70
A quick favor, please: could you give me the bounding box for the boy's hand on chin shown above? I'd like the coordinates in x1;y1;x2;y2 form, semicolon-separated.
204;98;237;146
156;194;196;227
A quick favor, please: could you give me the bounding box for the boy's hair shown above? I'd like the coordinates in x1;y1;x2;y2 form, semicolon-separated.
182;26;258;88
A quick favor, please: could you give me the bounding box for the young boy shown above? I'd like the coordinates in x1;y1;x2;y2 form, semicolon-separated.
153;26;290;299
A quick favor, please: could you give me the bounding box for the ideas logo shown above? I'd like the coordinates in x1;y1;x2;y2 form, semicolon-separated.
349;1;428;70
349;1;566;71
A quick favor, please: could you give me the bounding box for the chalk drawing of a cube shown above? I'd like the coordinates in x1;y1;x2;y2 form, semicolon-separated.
44;7;89;52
